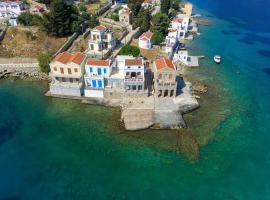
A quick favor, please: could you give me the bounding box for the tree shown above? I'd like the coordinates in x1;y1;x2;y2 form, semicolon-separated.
160;0;170;14
88;15;99;29
151;31;164;45
150;13;170;36
171;0;180;11
111;14;119;22
133;9;151;33
17;12;43;26
42;0;79;36
38;52;53;74
119;45;140;57
38;0;51;5
17;12;34;26
127;0;143;17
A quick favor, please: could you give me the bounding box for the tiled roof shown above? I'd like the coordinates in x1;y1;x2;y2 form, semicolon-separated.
169;29;177;32
139;31;153;41
120;7;132;15
125;58;143;66
173;18;183;23
155;57;175;70
54;52;85;65
87;59;110;66
143;0;152;3
94;25;107;31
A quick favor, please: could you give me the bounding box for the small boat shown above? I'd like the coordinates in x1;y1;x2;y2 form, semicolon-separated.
214;55;221;64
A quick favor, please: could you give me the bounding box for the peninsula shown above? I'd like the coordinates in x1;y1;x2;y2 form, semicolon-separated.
0;0;204;131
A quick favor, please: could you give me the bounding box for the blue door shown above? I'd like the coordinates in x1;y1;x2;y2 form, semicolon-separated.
98;80;103;88
97;68;102;75
92;80;97;88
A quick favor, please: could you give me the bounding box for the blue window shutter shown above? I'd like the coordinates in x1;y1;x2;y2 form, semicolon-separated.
98;68;102;75
90;67;93;73
98;80;103;88
92;80;96;88
104;68;107;74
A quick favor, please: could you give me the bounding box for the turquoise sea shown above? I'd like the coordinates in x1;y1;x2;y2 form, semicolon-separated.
1;0;270;199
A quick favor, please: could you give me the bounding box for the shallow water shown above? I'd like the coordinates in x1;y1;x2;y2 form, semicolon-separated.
1;0;270;198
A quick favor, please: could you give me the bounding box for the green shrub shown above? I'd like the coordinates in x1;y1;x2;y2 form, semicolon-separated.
119;45;140;57
38;52;53;74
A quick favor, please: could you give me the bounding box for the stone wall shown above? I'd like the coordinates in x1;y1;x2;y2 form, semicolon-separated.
54;32;79;57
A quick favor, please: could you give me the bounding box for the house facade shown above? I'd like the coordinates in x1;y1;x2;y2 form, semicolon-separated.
84;59;112;98
153;57;177;98
124;58;145;92
0;0;24;26
138;31;153;49
86;25;116;59
173;48;188;65
118;5;132;26
50;52;86;97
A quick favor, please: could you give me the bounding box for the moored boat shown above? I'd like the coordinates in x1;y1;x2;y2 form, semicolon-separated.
214;55;221;64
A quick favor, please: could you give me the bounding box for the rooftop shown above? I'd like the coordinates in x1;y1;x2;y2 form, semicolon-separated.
54;52;85;65
87;59;110;66
125;58;143;66
155;57;175;70
139;31;153;41
94;25;107;31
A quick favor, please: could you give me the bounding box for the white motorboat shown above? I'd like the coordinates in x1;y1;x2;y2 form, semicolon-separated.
214;55;221;64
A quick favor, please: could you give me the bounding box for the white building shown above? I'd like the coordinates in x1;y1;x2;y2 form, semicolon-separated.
164;29;178;54
84;59;112;98
118;5;132;26
86;25;116;59
0;0;24;26
138;31;153;49
175;14;190;32
107;55;133;90
173;48;199;67
124;58;145;92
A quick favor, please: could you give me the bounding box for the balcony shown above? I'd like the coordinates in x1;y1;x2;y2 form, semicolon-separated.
125;75;144;82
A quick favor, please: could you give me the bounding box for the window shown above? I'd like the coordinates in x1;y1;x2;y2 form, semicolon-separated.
138;66;141;68
75;78;79;82
126;72;130;76
158;74;162;79
60;68;64;74
137;72;141;76
74;68;78;73
62;77;66;82
90;67;93;73
138;85;142;90
97;68;102;75
104;68;107;74
98;80;103;88
169;74;173;80
90;44;94;50
54;67;57;71
68;68;71;74
127;66;130;69
92;80;97;88
132;85;136;90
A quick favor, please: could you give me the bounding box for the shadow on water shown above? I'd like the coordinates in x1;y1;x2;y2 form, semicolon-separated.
262;68;270;76
258;50;270;58
0;93;22;145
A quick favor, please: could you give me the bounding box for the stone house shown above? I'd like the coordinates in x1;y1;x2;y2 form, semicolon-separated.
86;25;116;59
84;59;112;98
49;51;86;97
153;57;177;98
118;5;132;26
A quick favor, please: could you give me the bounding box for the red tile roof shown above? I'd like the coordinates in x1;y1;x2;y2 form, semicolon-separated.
94;25;107;31
54;52;85;65
173;18;183;23
139;31;153;41
87;59;110;66
125;58;143;66
155;57;175;70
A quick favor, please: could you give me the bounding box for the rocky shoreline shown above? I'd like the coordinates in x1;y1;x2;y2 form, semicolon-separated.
0;68;49;81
